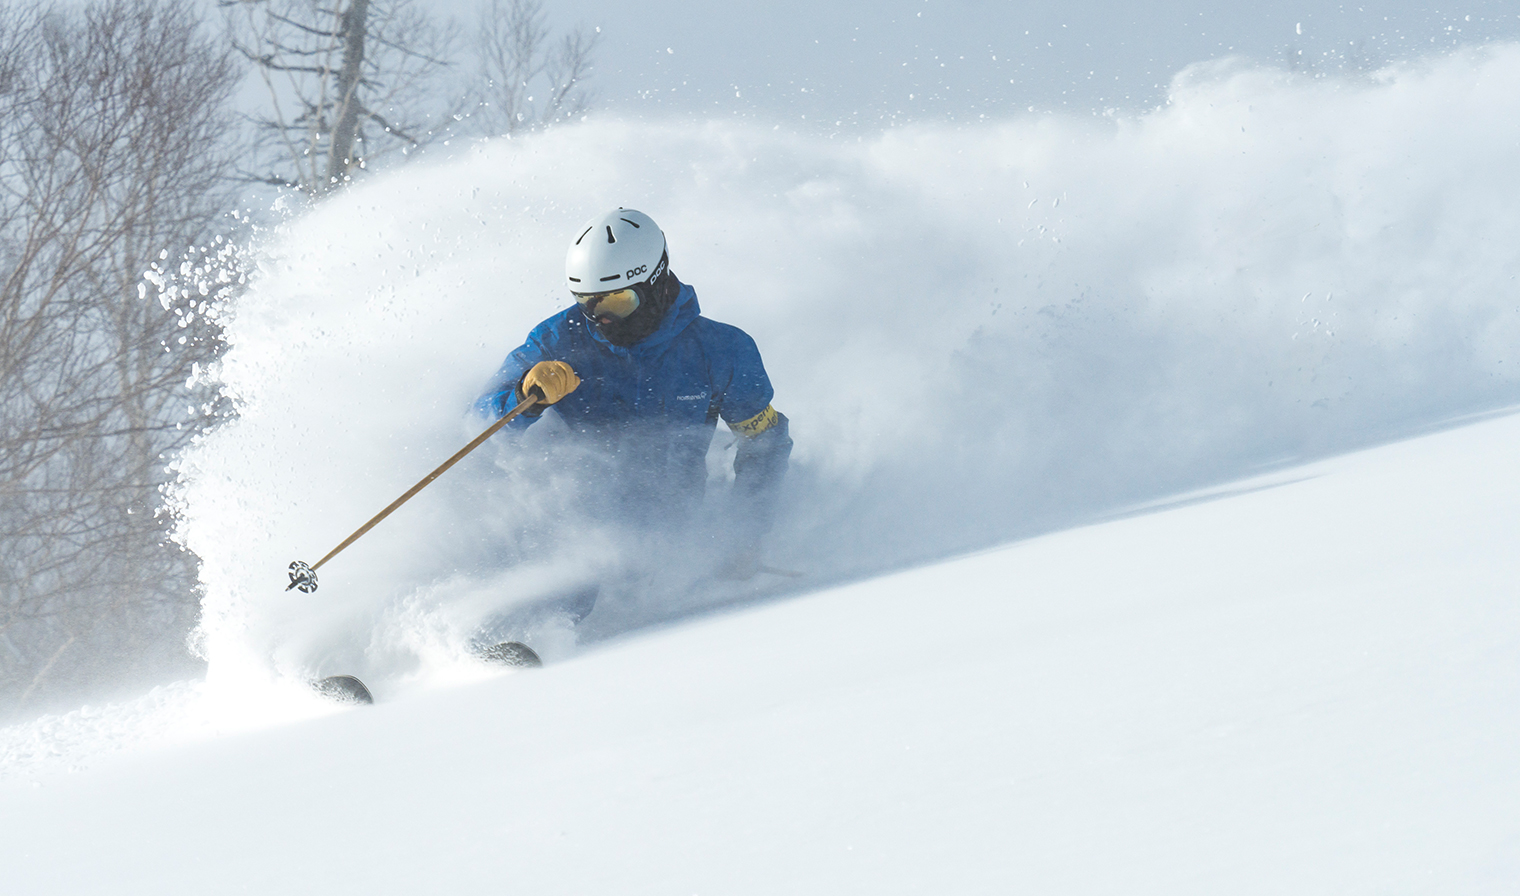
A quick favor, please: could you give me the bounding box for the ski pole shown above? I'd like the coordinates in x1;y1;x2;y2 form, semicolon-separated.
285;393;540;593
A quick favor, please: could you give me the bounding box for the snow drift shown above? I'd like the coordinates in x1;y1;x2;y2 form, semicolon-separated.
165;46;1520;697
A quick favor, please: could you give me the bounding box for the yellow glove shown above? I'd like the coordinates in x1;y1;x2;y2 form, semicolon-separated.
519;360;580;405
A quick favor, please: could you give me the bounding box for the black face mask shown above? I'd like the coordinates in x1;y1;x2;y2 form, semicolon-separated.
596;272;680;346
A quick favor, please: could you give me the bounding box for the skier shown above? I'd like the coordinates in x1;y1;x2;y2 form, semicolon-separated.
473;208;792;644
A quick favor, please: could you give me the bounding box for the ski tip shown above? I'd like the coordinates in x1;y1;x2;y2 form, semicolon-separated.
313;674;373;705
758;565;804;578
480;641;543;668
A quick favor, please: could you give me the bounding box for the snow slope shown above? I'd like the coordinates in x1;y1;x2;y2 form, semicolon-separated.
4;406;1518;894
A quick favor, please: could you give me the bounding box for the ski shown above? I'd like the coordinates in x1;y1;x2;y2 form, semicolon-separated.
313;674;373;705
480;641;542;667
308;641;538;707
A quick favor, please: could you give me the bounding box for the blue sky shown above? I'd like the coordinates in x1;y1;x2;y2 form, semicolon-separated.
511;0;1520;126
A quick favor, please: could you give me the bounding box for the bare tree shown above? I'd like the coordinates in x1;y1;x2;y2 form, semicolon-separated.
225;0;459;195
469;0;597;137
0;0;241;716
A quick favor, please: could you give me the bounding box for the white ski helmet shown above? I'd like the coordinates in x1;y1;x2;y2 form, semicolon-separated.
565;208;668;295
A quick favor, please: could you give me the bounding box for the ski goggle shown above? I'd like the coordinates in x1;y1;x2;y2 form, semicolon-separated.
574;287;641;321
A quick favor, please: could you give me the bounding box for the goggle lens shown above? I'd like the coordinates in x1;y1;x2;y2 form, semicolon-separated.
575;287;641;321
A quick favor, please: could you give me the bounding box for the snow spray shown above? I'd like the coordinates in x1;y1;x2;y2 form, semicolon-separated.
165;44;1520;699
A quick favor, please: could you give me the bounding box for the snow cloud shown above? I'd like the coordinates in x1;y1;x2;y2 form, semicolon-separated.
171;44;1520;692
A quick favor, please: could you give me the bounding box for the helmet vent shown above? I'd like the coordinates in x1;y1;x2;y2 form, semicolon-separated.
605;226;616;244
575;226;593;245
620;218;641;228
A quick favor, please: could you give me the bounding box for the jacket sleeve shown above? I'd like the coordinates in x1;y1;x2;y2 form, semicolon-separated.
474;323;551;426
730;409;792;539
717;329;792;540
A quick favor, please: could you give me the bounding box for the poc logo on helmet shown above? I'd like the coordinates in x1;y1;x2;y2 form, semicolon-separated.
626;264;648;280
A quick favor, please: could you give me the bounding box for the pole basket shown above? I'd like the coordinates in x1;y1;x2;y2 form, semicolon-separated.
287;560;318;593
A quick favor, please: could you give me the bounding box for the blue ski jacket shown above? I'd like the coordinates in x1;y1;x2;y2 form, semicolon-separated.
476;280;791;537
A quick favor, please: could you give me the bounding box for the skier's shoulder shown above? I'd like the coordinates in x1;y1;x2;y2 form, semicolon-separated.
687;313;761;356
524;305;593;348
